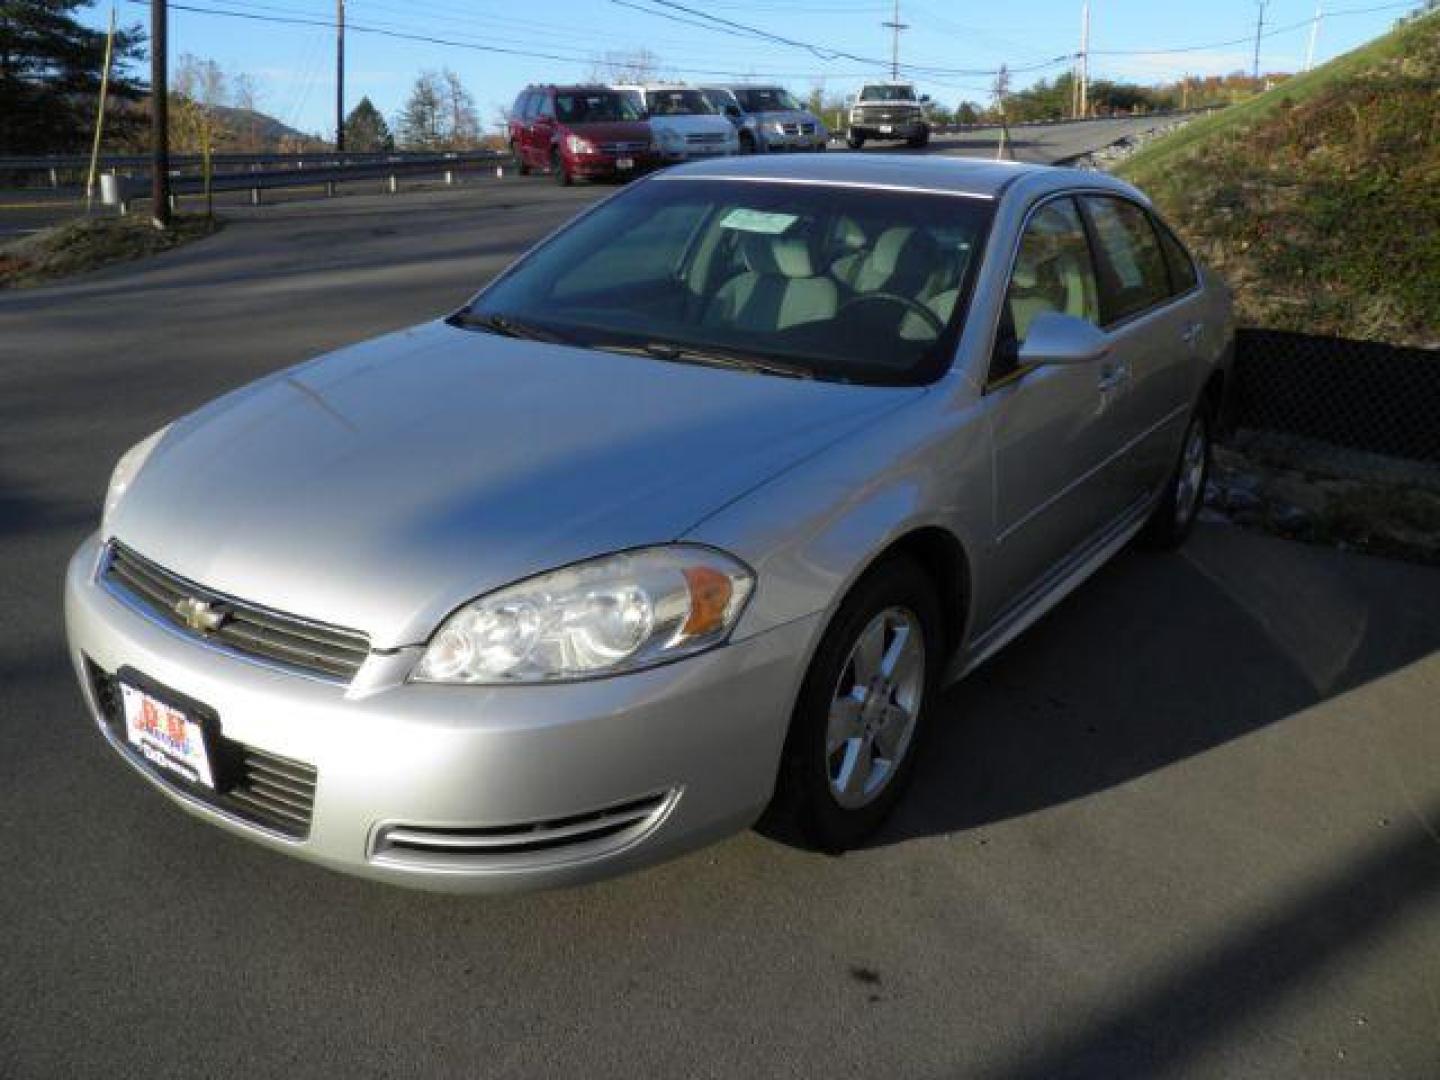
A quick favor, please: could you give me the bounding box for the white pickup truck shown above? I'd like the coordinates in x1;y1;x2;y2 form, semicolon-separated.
846;82;931;149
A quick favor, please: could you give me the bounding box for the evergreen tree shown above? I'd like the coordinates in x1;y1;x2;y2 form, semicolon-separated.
0;0;146;152
343;96;394;152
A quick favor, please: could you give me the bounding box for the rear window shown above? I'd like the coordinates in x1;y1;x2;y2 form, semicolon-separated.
1081;196;1172;325
1155;220;1200;295
460;177;994;386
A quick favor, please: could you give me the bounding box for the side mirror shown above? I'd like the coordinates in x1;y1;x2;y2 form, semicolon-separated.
921;94;932;103
1017;312;1110;367
725;104;742;119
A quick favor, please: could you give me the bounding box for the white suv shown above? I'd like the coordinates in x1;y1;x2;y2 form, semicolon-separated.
847;82;930;149
614;84;740;161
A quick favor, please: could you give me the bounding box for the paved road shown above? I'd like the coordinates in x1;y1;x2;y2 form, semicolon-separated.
3;182;1440;1079
0;114;1176;239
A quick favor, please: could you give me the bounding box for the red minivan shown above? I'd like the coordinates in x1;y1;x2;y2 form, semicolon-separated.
508;85;659;185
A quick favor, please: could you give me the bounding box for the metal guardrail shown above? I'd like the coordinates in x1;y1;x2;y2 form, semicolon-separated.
101;151;515;212
0;149;509;189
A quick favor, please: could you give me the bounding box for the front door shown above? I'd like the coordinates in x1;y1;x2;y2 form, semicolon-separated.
982;196;1137;618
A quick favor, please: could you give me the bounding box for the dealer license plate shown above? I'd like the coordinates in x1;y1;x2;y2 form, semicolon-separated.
121;682;216;788
616;157;634;170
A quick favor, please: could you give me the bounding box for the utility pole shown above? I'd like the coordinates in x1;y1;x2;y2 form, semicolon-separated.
881;0;908;82
1305;2;1324;72
1078;0;1090;119
335;0;346;150
151;0;171;229
1252;0;1268;81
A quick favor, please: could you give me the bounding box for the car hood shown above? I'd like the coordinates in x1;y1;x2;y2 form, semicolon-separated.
649;114;735;138
565;120;652;143
113;322;918;648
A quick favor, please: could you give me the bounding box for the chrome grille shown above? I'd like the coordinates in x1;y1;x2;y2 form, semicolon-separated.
103;542;370;682
598;140;648;154
372;791;675;870
87;660;318;839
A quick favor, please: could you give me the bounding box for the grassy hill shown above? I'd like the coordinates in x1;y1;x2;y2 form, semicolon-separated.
1118;10;1439;347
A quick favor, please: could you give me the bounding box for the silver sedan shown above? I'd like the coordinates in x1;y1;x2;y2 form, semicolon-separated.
65;154;1233;892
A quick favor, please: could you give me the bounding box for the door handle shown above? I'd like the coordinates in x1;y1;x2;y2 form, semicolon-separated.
1097;360;1128;392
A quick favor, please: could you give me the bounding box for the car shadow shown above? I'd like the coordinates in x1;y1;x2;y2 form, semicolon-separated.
872;525;1440;846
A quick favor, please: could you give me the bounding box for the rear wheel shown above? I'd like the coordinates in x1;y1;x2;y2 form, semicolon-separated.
766;558;941;852
1139;407;1211;550
846;132;865;150
739;130;757;154
551;149;571;186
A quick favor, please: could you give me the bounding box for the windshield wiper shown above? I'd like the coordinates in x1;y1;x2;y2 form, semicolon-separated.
450;312;571;344
602;340;814;380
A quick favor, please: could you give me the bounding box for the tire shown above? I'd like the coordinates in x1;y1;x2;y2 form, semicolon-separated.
739;130;757;155
1139;405;1211;550
551;149;571;186
846;134;865;150
766;557;942;853
511;143;530;176
907;128;930;149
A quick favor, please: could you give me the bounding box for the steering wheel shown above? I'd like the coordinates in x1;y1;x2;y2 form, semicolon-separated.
838;292;945;337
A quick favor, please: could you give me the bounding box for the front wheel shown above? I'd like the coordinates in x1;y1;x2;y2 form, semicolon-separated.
511;143;530;176
846;133;865;150
1139;407;1211;549
739;130;757;154
766;558;941;852
551;150;571;186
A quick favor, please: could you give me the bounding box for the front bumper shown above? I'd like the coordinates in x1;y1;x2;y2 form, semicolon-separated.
758;132;827;151
567;153;661;180
849;118;926;139
64;534;818;893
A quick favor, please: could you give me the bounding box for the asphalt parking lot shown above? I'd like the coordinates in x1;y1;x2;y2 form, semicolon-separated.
2;181;1438;1079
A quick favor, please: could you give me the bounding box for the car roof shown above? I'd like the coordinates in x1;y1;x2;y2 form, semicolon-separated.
660;153;1139;201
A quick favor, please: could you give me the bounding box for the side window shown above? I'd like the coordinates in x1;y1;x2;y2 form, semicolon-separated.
511;92;529;122
535;92;554;120
990;197;1099;383
1154;218;1199;295
1081;196;1171;324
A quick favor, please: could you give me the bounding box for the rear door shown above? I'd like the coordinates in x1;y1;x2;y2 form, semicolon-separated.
1078;195;1203;495
984;195;1136;612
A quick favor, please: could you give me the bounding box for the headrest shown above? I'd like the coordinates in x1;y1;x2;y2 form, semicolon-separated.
854;227;938;294
743;232;817;278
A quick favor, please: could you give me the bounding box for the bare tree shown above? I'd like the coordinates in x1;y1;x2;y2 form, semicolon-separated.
587;48;664;84
441;69;480;148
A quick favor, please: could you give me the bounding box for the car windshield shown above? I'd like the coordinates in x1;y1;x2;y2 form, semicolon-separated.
645;89;717;116
733;86;803;113
860;85;918;102
554;91;643;123
457;177;993;386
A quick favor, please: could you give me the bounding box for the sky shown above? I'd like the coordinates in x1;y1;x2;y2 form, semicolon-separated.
80;0;1425;137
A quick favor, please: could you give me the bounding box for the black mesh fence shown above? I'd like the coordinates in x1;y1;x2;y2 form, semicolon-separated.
1231;329;1440;463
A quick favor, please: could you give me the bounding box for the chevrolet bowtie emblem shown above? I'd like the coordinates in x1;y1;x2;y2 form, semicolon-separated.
174;596;228;634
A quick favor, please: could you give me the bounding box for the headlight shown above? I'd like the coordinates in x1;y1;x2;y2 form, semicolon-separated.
770;121;787;135
565;135;595;154
412;546;754;684
102;425;170;537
